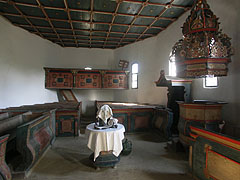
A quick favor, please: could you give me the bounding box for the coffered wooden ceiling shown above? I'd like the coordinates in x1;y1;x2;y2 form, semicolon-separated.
0;0;194;49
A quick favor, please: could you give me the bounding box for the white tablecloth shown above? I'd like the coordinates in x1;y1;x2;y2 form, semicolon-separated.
86;123;125;161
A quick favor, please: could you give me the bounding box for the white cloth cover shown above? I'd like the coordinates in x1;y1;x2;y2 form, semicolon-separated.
86;123;125;161
96;105;113;124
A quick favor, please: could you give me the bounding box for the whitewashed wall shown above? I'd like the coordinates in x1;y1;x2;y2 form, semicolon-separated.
0;16;114;114
113;10;189;106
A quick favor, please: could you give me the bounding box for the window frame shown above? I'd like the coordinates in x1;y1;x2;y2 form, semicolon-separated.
131;63;138;89
203;76;219;88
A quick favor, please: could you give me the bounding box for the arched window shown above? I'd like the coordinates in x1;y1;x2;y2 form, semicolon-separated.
169;52;176;77
131;63;138;89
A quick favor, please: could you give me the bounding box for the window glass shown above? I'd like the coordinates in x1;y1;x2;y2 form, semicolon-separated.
204;75;218;88
131;63;138;89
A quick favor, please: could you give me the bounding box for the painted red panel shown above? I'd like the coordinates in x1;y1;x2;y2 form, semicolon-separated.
75;70;101;88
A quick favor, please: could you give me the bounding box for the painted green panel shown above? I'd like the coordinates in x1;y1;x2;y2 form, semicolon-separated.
68;0;90;10
92;37;106;41
93;24;109;31
108;38;120;42
106;42;119;45
43;34;58;38
153;19;172;28
125;34;139;38
128;26;145;34
94;0;117;13
4;15;29;25
17;5;45;17
39;28;55;33
63;39;75;43
94;13;113;23
92;32;107;37
111;25;128;33
39;0;65;8
77;40;89;43
114;15;134;25
77;36;89;40
23;27;36;32
52;20;71;28
91;41;104;45
78;44;90;48
123;39;135;42
70;11;90;21
73;22;90;30
105;46;116;49
140;34;152;39
45;9;68;20
56;29;73;34
173;0;194;6
161;7;185;18
118;2;141;15
29;18;50;27
14;0;38;5
91;45;104;48
134;17;154;26
0;2;20;14
109;33;123;38
149;0;171;4
140;5;165;16
145;28;161;35
60;35;74;39
75;31;90;36
64;43;76;47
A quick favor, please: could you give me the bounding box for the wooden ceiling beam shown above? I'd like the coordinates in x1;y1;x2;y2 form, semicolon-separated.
104;0;123;48
64;0;78;47
0;0;177;21
1;12;166;30
123;0;187;9
39;32;137;40
135;0;174;42
47;37;130;44
35;0;64;47
16;24;155;36
89;0;94;48
117;0;150;47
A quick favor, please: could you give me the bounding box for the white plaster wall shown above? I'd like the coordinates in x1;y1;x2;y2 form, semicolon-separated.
191;0;240;126
0;16;114;114
113;10;189;106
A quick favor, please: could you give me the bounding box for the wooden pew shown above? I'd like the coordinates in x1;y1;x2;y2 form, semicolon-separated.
189;126;240;180
0;102;82;137
14;111;55;176
0;134;11;180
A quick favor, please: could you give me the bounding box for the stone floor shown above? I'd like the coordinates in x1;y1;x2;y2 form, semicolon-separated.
21;132;193;180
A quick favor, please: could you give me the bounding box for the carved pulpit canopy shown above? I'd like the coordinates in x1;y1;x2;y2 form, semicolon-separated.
170;0;234;78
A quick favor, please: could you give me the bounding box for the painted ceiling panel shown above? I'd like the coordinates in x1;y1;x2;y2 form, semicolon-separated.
111;25;128;32
67;0;91;10
45;9;68;20
153;19;172;28
162;7;185;18
39;0;65;8
134;17;154;26
3;15;28;25
118;2;142;15
114;15;134;25
0;2;19;14
70;11;90;21
140;5;165;16
0;0;194;49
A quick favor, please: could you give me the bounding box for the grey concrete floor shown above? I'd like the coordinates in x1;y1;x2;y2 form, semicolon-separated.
23;132;193;180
